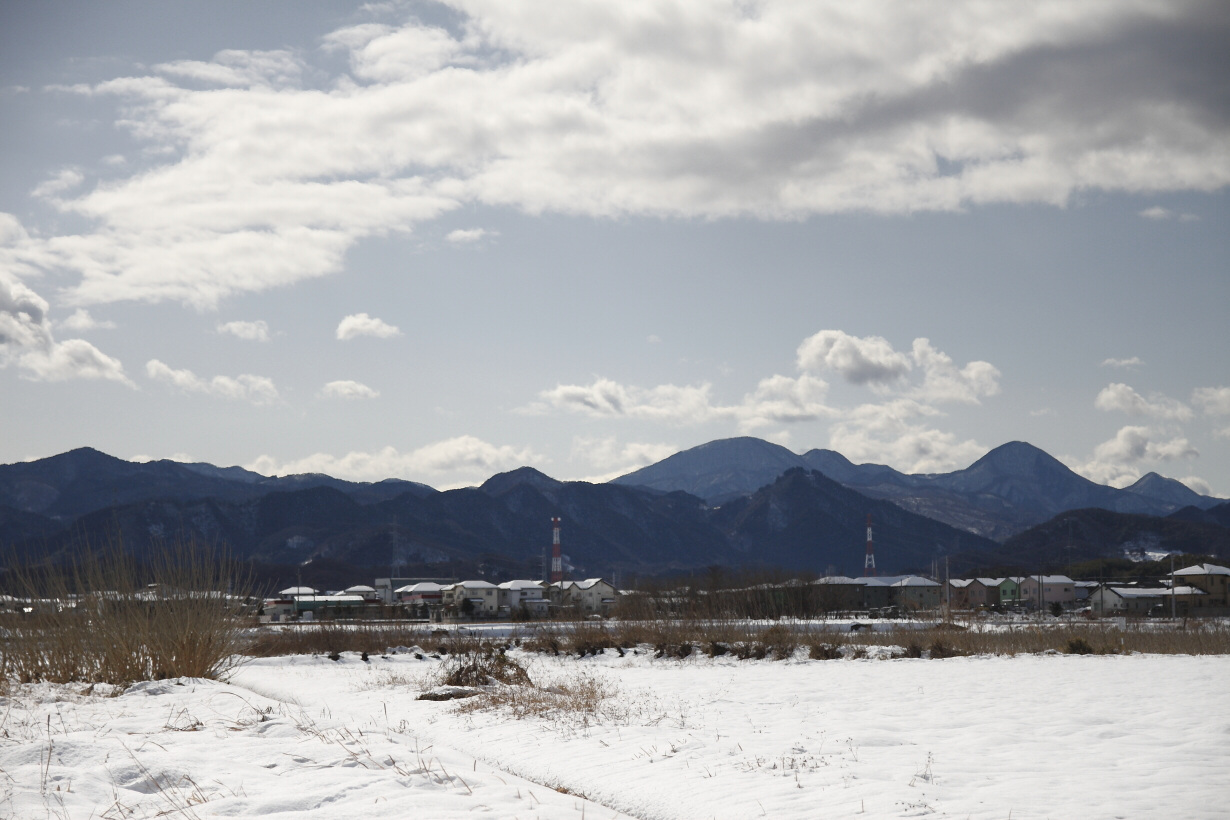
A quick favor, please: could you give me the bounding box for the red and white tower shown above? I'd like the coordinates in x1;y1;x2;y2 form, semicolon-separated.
550;517;563;583
863;514;877;577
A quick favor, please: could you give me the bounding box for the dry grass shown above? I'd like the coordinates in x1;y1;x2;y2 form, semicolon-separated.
442;650;532;687
453;668;618;723
0;541;252;684
518;618;1230;660
245;624;435;657
845;622;1230;656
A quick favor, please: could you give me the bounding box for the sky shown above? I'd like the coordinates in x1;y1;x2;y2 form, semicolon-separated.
1;0;1228;494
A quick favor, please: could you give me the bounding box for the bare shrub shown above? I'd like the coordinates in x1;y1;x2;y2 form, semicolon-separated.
1;539;252;684
928;640;965;659
516;616;1230;664
760;624;797;660
455;669;618;722
808;643;842;660
840;623;1230;656
1065;637;1095;655
246;623;433;657
521;629;563;656
442;651;531;688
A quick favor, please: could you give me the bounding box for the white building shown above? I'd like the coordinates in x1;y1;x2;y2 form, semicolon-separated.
550;578;618;615
498;580;549;616
442;580;499;617
1019;576;1076;608
343;584;380;601
1173;563;1230;607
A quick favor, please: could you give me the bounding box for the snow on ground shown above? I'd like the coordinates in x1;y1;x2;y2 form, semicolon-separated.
3;649;1227;819
0;675;633;819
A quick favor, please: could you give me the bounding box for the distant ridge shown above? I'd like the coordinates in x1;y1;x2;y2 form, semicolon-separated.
613;438;1223;541
1;445;1225;586
0;447;436;520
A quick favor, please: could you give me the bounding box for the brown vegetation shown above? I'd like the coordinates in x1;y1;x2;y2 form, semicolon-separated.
0;541;252;684
517;617;1230;659
245;624;434;657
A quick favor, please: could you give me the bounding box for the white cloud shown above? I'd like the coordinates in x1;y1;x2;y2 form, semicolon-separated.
0;274;132;385
145;359;279;404
796;330;997;403
59;309;116;332
1101;356;1144;368
445;228;490;244
320;379;380;400
909;338;1000;404
20;339;133;385
1192;386;1230;416
567;435;678;482
533;329;998;473
532;371;834;431
31;169;84;199
534;377;719;425
4;2;1223;308
1178;475;1212;496
828;398;988;474
1138;207;1200;222
217;319;271;341
336;312;402;340
735;374;834;430
797;330;911;386
246;436;539;484
1095;382;1193;421
156;49;304;88
1077;425;1199;486
324;23;463;83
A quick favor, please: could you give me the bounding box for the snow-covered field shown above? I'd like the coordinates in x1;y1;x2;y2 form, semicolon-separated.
3;648;1226;819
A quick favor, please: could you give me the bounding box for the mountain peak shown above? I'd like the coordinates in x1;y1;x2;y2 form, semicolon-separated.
480;466;562;496
612;436;806;504
1126;472;1215;507
967;441;1063;475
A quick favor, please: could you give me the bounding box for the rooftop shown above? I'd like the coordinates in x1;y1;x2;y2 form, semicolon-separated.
1174;563;1230;577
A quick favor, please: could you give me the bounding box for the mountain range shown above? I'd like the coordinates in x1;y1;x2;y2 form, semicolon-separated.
613;438;1223;540
0;441;1225;587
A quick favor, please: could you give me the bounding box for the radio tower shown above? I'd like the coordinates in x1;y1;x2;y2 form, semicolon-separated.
863;514;877;577
550;517;563;583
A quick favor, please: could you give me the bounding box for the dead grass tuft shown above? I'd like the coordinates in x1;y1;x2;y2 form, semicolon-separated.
808;642;843;660
245;624;434;657
442;651;531;688
454;668;619;723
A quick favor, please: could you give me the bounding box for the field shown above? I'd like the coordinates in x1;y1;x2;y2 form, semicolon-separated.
2;628;1227;819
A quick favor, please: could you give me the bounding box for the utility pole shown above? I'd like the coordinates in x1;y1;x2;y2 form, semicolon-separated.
863;515;876;577
1170;553;1176;620
944;555;950;623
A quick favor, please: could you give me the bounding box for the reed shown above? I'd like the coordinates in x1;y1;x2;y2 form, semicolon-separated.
1;539;253;684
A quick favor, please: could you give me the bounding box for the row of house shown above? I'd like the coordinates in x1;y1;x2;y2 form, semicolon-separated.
943;564;1230;616
811;575;943;611
262;578;619;622
260;563;1230;622
946;576;1079;609
817;563;1230;616
1088;563;1230;616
